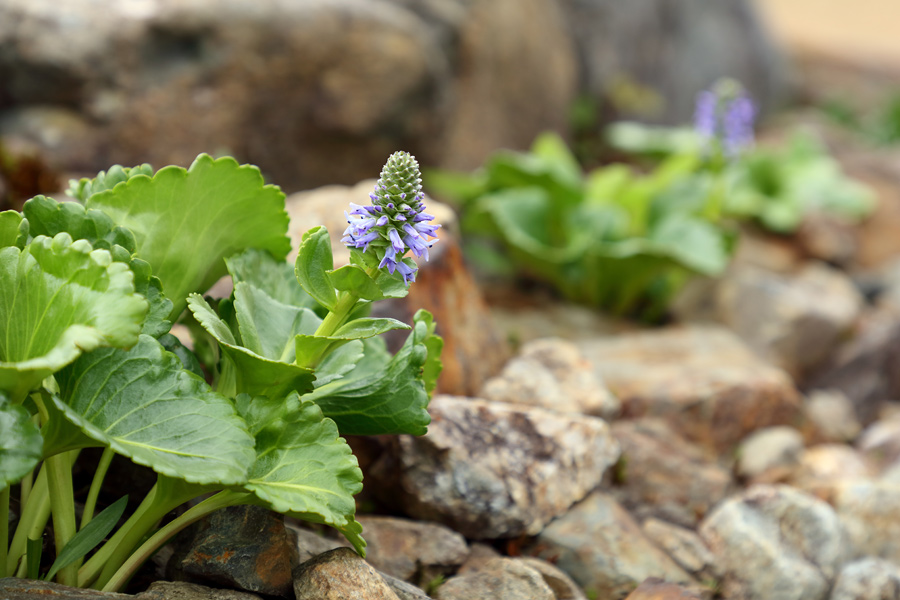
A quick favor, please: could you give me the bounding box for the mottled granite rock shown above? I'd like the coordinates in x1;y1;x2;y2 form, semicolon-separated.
369;395;619;539
641;518;722;583
528;491;692;599
434;558;555;600
830;557;900;600
578;326;802;452
293;548;400;600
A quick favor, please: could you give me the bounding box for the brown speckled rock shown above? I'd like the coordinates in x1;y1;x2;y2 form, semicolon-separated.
293;547;400;600
623;578;711;600
434;558;554;600
369;395;620;539
578;326;803;453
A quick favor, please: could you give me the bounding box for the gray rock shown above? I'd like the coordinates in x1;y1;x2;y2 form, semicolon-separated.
143;582;264;600
830;557;900;600
858;416;900;473
622;578;711;600
166;505;296;597
805;304;900;425
700;484;852;600
716;262;863;378
611;419;733;527
641;518;722;583
285;523;350;564
0;578;133;600
434;558;555;600
369;395;619;539
481;337;620;418
356;516;468;585
805;389;863;444
516;558;588;600
559;0;787;124
380;573;435;600
789;444;875;497
577;325;803;453
293;547;400;600
834;481;900;562
735;426;805;481
527;491;692;599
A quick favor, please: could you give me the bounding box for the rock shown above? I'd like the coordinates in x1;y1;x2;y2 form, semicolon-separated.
167;505;296;597
716;262;863;378
794;214;861;267
285;183;510;396
0;578;133;600
699;484;852;600
286;523;350;564
527;491;692;599
293;547;401;600
735;426;804;482
834;481;900;562
434;557;555;600
0;106;102;172
143;582;264;600
805;304;900;425
610;419;733;527
0;0;576;191
641;518;722;583
805;389;862;444
380;573;435;600
457;543;502;574
516;558;588;600
577;325;803;453
789;444;876;498
0;578;264;600
489;299;636;345
622;578;711;600
830;557;900;600
438;0;577;171
356;516;468;586
368;395;619;539
559;0;787;123
481;337;620;418
857;415;900;473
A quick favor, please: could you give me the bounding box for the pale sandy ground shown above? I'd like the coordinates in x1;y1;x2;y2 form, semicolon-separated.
756;0;900;65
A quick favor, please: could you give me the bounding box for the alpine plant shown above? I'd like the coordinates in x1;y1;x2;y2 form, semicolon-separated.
342;152;440;285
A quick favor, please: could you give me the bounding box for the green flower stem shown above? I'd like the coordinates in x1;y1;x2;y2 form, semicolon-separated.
314;291;361;338
80;448;115;531
7;463;52;576
100;490;251;593
1;485;9;578
45;451;78;586
19;469;33;511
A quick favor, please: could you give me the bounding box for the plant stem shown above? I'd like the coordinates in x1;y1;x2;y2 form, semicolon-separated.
19;470;33;511
100;490;250;593
7;463;51;576
45;451;78;586
80;448;114;531
1;485;9;579
314;291;360;338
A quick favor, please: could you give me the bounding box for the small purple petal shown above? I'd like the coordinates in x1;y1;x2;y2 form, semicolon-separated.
376;215;389;227
388;228;405;253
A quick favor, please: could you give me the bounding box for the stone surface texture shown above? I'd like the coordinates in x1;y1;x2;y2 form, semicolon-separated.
611;419;733;527
481;337;620;418
577;325;803;452
293;548;401;600
622;578;710;600
700;484;852;600
528;491;692;600
434;557;555;600
834;481;900;562
735;426;805;482
804;389;863;444
515;557;588;600
356;515;468;585
167;505;296;597
143;582;264;600
641;518;722;583
830;557;900;600
716;262;863;378
369;395;620;539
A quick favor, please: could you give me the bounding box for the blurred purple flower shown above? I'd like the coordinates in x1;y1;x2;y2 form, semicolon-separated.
693;82;756;158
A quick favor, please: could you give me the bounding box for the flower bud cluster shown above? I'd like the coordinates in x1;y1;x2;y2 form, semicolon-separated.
342;152;440;285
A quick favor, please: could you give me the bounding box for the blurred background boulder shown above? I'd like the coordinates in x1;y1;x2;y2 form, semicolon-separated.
0;0;787;192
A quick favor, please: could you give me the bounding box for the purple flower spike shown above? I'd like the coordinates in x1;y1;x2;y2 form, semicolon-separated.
342;151;440;287
693;80;756;159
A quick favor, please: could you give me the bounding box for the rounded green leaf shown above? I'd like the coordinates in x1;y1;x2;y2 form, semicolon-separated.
294;227;337;310
236;392;364;552
0;234;148;401
52;334;255;485
0;392;43;489
86;154;291;318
